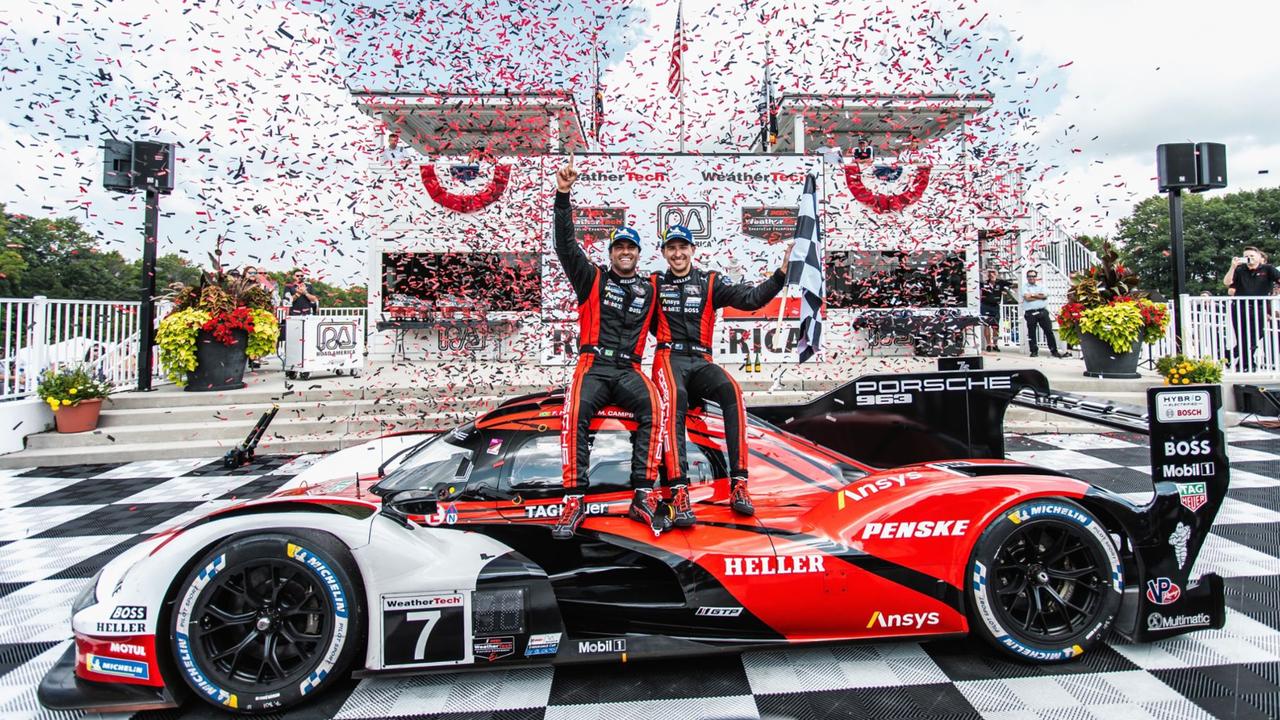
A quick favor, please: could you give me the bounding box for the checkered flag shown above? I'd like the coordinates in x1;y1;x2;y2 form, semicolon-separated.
786;173;824;362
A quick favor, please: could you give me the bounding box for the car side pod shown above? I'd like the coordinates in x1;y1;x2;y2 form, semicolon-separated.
37;645;183;714
1110;385;1230;643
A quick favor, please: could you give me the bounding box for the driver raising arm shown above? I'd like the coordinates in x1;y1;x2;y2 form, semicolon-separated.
552;157;667;539
652;227;789;525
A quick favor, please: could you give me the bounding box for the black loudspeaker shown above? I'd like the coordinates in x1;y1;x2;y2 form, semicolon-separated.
1195;142;1227;190
1234;384;1280;417
102;139;133;192
1157;143;1198;191
131;141;175;194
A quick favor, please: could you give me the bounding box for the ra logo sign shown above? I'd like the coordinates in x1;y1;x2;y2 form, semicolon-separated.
658;202;712;242
316;322;357;354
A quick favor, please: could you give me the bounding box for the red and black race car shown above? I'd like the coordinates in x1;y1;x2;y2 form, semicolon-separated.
40;368;1229;715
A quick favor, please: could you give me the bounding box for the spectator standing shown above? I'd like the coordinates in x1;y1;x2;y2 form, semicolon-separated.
246;267;280;305
283;270;320;316
1223;246;1280;372
1022;270;1067;358
980;268;1014;352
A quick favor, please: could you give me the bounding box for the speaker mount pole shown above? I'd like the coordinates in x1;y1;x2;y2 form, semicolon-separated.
1167;187;1186;355
137;188;160;391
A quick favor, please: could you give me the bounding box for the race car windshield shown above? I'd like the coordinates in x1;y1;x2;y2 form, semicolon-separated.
375;434;475;494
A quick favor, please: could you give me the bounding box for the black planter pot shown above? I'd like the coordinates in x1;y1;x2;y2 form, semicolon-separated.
1080;333;1141;379
186;328;248;392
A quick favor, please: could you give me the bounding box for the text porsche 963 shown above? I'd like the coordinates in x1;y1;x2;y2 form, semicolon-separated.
39;369;1230;714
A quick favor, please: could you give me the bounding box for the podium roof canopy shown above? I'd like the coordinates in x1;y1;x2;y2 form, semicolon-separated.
354;91;588;156
772;93;993;153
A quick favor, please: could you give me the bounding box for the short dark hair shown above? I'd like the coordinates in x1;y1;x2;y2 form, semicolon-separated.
1243;246;1262;255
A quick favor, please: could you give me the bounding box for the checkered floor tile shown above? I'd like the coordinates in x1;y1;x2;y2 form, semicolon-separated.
0;428;1274;720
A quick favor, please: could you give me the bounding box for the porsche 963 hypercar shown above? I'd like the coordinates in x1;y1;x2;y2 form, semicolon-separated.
39;368;1230;714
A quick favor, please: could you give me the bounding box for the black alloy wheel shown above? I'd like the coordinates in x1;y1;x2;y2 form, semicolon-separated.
170;532;362;713
967;499;1123;663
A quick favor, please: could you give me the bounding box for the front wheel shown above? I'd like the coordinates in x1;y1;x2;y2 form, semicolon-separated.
170;532;363;713
967;499;1123;663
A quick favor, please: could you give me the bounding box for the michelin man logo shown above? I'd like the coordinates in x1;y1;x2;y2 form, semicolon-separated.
1169;522;1191;569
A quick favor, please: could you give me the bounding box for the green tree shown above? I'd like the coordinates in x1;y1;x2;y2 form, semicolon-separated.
147;254;203;289
2;213;137;300
1075;234;1108;254
1114;187;1280;297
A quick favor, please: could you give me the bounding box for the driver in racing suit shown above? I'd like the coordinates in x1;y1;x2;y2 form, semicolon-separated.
551;157;667;539
652;225;789;526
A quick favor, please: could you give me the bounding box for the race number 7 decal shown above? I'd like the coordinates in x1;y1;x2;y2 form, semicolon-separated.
406;610;441;661
382;594;468;667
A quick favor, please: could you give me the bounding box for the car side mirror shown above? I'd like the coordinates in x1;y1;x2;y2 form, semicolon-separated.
379;489;439;528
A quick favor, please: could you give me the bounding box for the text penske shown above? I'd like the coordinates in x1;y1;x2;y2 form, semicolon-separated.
860;520;970;540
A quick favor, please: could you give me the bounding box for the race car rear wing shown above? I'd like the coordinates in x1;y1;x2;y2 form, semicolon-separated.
750;368;1051;467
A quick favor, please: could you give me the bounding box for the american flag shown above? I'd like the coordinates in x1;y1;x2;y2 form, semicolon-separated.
786;173;824;362
593;48;604;144
668;1;683;95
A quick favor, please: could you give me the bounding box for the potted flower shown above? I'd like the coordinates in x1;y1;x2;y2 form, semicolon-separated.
157;268;280;391
1156;355;1225;386
37;365;111;433
1056;243;1169;378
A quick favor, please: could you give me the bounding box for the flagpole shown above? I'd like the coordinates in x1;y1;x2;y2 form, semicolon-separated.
677;1;685;153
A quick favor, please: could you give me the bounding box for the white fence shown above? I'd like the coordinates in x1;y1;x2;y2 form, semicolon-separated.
1181;296;1280;373
999;296;1280;376
1;297;171;401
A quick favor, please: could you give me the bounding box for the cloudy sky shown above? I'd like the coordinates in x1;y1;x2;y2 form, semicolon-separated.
0;0;1275;286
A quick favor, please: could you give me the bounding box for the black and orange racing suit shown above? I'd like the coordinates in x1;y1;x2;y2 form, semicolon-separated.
652;267;785;483
554;191;661;490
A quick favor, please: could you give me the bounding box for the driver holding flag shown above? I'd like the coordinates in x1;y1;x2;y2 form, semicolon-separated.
651;227;790;526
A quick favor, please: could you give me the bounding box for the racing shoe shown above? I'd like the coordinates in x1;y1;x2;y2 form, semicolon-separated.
552;494;586;540
729;476;755;516
629;488;674;536
670;484;697;528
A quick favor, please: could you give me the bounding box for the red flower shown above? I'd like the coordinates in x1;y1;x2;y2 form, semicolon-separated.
201;306;256;345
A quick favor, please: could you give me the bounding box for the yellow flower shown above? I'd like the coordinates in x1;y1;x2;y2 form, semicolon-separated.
69;387;77;395
61;398;71;406
1181;378;1190;384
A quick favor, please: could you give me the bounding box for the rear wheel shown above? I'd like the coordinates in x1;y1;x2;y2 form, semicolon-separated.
170;532;362;713
966;499;1123;663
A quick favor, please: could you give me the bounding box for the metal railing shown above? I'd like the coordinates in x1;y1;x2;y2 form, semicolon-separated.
1;296;173;402
1181;296;1280;373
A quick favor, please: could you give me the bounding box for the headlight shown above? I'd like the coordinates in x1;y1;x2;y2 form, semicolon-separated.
71;569;104;615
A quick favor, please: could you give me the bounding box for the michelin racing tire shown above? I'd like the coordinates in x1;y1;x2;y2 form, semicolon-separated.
966;498;1123;663
169;532;363;713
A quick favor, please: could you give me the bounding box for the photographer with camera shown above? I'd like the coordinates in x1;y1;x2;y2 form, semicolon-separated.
1223;247;1280;372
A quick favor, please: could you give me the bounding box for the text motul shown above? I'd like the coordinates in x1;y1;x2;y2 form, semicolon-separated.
860;520;970;540
723;555;825;576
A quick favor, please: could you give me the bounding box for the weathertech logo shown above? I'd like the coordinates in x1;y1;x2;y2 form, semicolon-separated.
859;520;970;540
723;555;825;576
866;611;940;629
